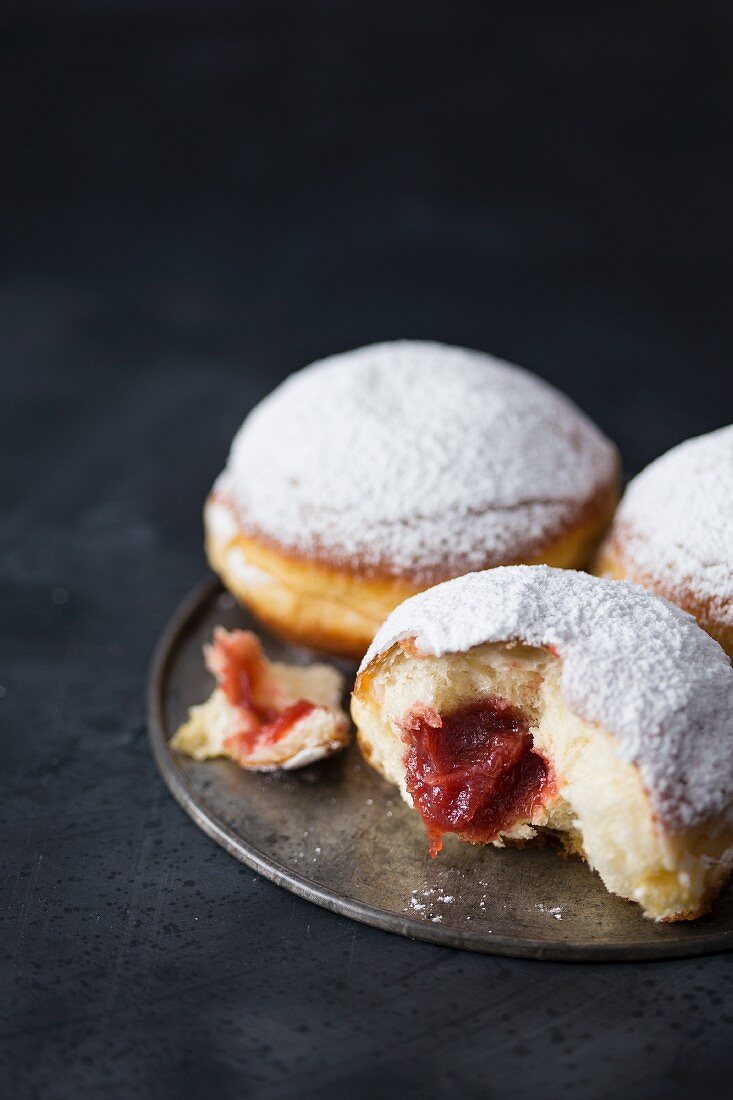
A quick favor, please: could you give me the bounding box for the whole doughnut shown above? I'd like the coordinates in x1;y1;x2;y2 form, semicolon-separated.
207;341;620;656
595;425;733;659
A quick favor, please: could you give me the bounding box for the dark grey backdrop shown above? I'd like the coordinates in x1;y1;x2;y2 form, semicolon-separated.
2;2;733;1097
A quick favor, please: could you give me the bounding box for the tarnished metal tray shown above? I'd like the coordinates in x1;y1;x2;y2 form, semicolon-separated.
148;578;733;961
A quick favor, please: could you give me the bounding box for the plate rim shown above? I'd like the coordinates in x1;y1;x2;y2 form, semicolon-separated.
147;577;733;963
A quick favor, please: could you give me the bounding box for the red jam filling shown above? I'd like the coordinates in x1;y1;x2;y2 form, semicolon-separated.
402;698;551;856
206;628;316;760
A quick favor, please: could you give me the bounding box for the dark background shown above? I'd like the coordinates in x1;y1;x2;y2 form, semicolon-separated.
2;2;733;1097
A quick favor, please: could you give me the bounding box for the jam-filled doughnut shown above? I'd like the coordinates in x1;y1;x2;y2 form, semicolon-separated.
595;425;733;659
206;341;620;657
351;566;733;921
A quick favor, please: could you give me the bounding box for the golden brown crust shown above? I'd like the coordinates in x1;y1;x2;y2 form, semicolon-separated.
241;472;621;586
207;476;620;659
205;510;417;658
355;726;383;773
595;539;733;661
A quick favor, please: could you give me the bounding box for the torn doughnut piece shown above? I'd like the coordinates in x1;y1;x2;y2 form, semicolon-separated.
352;566;733;921
172;628;350;770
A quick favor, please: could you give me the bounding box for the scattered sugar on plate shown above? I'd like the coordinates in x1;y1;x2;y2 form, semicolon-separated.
537;903;563;921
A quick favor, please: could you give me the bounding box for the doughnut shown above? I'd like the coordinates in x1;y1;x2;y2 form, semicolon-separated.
351;566;733;921
595;425;733;659
172;628;349;770
206;341;620;657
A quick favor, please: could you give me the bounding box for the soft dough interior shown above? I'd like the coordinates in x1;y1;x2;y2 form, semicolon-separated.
352;641;733;921
173;653;349;771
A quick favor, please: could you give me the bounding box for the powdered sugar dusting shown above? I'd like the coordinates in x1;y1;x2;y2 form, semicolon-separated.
610;426;733;627
362;566;733;830
537;903;564;920
404;884;458;921
222;342;618;582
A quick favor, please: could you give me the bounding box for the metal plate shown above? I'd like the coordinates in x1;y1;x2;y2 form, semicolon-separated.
148;578;733;962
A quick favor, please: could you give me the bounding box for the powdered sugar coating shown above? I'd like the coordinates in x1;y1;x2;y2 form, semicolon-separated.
222;342;618;582
610;426;733;629
362;566;733;830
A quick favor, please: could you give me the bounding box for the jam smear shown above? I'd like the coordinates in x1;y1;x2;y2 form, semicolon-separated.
209;628;268;714
206;628;316;760
402;697;550;856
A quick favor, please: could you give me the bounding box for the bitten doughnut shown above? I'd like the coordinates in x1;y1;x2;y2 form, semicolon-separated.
172;628;349;770
206;341;620;657
351;566;733;921
595;425;733;659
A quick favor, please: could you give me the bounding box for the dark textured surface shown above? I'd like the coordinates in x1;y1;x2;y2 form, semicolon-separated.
2;2;733;1096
